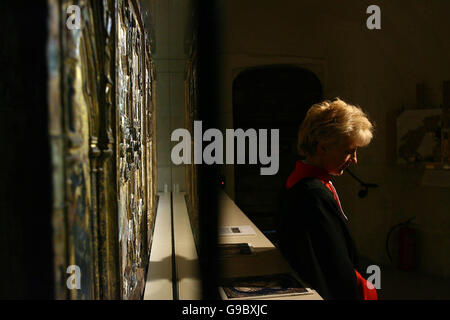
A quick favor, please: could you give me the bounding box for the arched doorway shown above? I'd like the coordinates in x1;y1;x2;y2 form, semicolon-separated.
232;65;322;241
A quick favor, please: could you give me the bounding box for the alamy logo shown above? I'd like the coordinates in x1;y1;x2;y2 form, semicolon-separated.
171;121;279;175
66;5;81;30
366;265;381;289
66;265;81;290
366;5;381;30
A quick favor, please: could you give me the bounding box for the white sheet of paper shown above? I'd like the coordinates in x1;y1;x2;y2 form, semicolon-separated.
219;225;256;236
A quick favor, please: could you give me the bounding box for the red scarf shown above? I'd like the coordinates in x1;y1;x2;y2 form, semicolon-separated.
286;160;378;300
286;161;343;214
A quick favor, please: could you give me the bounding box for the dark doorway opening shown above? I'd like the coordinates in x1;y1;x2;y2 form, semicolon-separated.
232;65;322;243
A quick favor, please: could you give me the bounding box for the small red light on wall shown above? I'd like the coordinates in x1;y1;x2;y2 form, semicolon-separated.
219;175;225;189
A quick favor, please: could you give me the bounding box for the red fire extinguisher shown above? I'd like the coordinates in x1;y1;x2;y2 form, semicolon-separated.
386;217;417;271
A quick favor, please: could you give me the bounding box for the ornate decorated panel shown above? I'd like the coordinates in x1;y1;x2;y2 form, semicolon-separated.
115;0;156;300
184;42;200;247
48;0;156;300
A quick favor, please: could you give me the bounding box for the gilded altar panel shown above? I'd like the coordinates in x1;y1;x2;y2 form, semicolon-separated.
116;0;154;300
48;0;156;299
184;44;200;247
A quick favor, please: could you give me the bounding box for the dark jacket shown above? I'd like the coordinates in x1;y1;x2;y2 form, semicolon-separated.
278;177;360;300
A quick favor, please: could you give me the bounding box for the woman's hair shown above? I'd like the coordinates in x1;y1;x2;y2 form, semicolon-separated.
297;98;374;157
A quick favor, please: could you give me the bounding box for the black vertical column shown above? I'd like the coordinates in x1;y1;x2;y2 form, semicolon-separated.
0;2;54;299
197;0;220;300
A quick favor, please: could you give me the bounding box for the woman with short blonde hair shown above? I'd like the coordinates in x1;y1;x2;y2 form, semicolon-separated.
297;98;373;158
278;98;378;300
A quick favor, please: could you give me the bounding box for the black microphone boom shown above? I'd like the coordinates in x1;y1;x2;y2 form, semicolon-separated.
346;168;379;198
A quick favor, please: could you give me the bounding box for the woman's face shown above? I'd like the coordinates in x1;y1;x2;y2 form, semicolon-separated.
320;137;359;176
